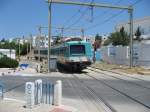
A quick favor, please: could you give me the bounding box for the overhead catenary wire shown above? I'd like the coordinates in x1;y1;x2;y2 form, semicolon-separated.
62;1;86;26
92;0;123;21
62;0;89;25
84;0;143;31
64;0;95;29
76;0;124;28
85;10;124;31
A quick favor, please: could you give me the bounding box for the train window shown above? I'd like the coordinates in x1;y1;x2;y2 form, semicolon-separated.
70;45;85;55
34;50;38;54
40;50;47;55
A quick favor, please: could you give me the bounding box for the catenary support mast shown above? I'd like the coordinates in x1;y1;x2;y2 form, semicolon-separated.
46;0;134;70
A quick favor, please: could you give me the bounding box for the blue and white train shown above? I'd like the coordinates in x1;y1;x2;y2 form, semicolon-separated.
34;38;92;71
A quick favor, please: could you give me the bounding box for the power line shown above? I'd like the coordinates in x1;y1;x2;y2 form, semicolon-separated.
85;0;143;31
131;0;143;6
64;0;95;29
85;10;124;31
65;9;88;29
62;5;83;26
62;0;88;27
77;0;124;28
93;0;123;20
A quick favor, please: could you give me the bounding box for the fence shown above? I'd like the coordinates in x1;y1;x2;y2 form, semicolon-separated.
101;44;150;67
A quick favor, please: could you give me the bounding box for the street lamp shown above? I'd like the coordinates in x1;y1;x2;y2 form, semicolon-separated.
18;38;20;61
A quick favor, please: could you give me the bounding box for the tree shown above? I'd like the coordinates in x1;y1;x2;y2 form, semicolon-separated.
94;34;102;50
109;27;130;46
103;37;111;46
0;40;30;56
95;34;102;41
0;56;19;68
1;38;6;42
55;37;61;44
135;27;141;41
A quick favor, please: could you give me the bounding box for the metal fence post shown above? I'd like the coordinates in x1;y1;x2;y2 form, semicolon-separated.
52;83;54;105
48;83;51;104
35;79;42;105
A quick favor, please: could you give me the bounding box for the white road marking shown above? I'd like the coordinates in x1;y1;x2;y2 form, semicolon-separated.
4;97;25;103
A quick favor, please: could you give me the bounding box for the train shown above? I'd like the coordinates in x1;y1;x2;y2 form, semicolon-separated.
34;38;92;71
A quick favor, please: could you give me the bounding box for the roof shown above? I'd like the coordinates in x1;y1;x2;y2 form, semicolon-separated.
66;41;90;45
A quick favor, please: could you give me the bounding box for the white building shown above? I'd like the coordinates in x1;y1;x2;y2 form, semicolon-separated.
32;35;54;48
115;16;150;38
0;49;16;59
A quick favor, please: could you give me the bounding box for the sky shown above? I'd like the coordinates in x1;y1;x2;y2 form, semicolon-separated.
0;0;150;39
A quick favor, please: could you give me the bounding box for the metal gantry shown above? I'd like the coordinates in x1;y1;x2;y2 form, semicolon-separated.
46;0;134;71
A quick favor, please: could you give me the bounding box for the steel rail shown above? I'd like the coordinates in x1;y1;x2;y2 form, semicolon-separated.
71;73;117;112
92;66;148;82
82;70;150;110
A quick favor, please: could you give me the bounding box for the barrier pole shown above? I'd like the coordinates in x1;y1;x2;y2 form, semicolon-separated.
25;82;35;108
54;80;62;106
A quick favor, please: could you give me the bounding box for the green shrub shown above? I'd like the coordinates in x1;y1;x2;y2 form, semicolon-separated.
0;57;19;68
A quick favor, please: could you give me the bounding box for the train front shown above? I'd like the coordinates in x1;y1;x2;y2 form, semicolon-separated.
65;41;92;71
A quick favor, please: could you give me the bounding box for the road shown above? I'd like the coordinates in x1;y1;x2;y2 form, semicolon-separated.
0;68;150;112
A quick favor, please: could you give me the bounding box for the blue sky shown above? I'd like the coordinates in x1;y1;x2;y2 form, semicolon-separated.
0;0;150;39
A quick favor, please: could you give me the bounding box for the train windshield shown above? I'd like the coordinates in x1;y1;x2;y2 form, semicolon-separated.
70;45;85;55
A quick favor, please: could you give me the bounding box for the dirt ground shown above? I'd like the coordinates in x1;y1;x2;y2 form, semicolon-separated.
91;61;150;75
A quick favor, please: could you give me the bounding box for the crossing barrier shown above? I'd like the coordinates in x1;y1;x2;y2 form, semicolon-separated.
42;82;54;104
25;79;62;108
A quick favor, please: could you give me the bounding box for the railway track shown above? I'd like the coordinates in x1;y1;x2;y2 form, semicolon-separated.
69;73;117;112
67;69;150;112
90;66;149;82
87;67;150;90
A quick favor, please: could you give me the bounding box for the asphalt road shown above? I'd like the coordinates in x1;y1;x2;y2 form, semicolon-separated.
0;69;150;112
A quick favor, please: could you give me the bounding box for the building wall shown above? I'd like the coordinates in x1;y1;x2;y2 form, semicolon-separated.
0;49;16;59
101;44;150;67
116;16;150;36
33;35;53;48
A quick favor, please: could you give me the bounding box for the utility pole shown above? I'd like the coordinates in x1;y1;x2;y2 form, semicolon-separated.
18;38;20;61
81;28;85;41
27;39;28;55
47;0;134;68
60;27;64;38
38;26;42;61
30;34;32;60
48;0;52;73
128;6;133;68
